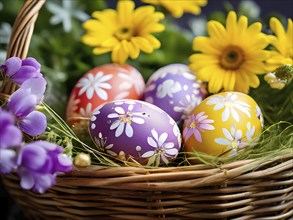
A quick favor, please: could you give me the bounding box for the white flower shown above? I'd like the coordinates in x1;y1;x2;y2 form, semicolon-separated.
141;129;178;166
156;79;182;98
147;64;190;83
118;71;145;96
173;93;202;119
0;22;12;44
215;126;247;156
94;132;116;156
108;104;145;138
79;103;93;118
246;122;255;142
206;93;251;122
0;50;7;67
47;0;90;32
76;72;112;100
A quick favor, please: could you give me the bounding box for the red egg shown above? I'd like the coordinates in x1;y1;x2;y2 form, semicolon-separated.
66;63;145;126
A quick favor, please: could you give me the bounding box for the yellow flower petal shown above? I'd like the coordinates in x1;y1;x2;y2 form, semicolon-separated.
82;0;164;64
142;0;207;18
189;11;270;93
193;36;221;54
131;37;154;53
207;21;227;44
93;47;113;55
101;37;119;47
144;35;161;49
117;0;134;25
128;42;140;59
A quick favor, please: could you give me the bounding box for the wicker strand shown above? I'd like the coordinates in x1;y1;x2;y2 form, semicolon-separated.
0;0;45;96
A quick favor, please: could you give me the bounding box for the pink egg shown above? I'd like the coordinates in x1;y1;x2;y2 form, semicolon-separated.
66;63;145;126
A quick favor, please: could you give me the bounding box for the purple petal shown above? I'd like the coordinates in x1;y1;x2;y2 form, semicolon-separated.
18;143;47;170
0;125;22;149
22;57;41;71
18;168;35;190
4;57;22;77
19;111;47;136
0;149;18;174
33;173;56;194
37;141;60;152
8;89;37;117
55;154;73;172
21;77;47;102
0;108;15;127
12;66;40;84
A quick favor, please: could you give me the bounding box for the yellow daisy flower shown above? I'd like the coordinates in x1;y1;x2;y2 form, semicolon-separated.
141;0;207;18
189;11;270;94
266;18;292;71
82;0;165;64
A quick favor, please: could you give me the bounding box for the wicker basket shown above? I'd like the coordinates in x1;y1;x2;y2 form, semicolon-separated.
1;0;293;219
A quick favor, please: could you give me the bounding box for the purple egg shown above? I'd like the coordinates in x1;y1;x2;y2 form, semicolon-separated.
143;64;207;123
89;99;181;166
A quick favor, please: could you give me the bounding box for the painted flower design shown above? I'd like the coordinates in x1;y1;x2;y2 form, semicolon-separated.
79;103;93;118
206;93;251;122
246;122;256;142
156;79;182;98
215;126;247;156
142;129;178;166
174;93;201;119
76;72;112;100
94;132;116;156
108;104;145;138
183;112;215;142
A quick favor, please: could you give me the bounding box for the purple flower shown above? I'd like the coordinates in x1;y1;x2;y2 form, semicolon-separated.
0;109;22;149
8;77;47;136
17;141;73;193
0;109;22;174
1;57;42;85
183;112;215;143
0;149;18;174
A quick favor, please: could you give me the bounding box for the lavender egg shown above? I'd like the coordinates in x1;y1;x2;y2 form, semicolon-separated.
89;99;181;166
143;64;206;123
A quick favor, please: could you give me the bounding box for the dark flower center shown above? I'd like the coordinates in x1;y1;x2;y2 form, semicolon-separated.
115;26;134;40
220;46;245;70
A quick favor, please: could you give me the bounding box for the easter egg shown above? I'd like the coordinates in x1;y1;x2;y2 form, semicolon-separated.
143;64;206;123
66;63;145;128
89;99;181;166
183;92;263;160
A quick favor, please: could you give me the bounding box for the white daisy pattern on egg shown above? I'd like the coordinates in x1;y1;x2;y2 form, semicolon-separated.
156;79;182;98
173;93;202;119
215;126;248;156
94;132;116;156
206;93;251;122
76;71;112;100
142;129;178;166
246;122;256;142
108;104;145;138
79;103;93;118
183;112;215;143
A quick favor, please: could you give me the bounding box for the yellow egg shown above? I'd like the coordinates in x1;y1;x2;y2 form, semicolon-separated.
183;92;263;160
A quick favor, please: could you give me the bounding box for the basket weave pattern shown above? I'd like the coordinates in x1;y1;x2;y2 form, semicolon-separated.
1;0;293;219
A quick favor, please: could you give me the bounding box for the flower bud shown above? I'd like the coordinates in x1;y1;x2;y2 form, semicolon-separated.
265;64;292;90
74;153;91;167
